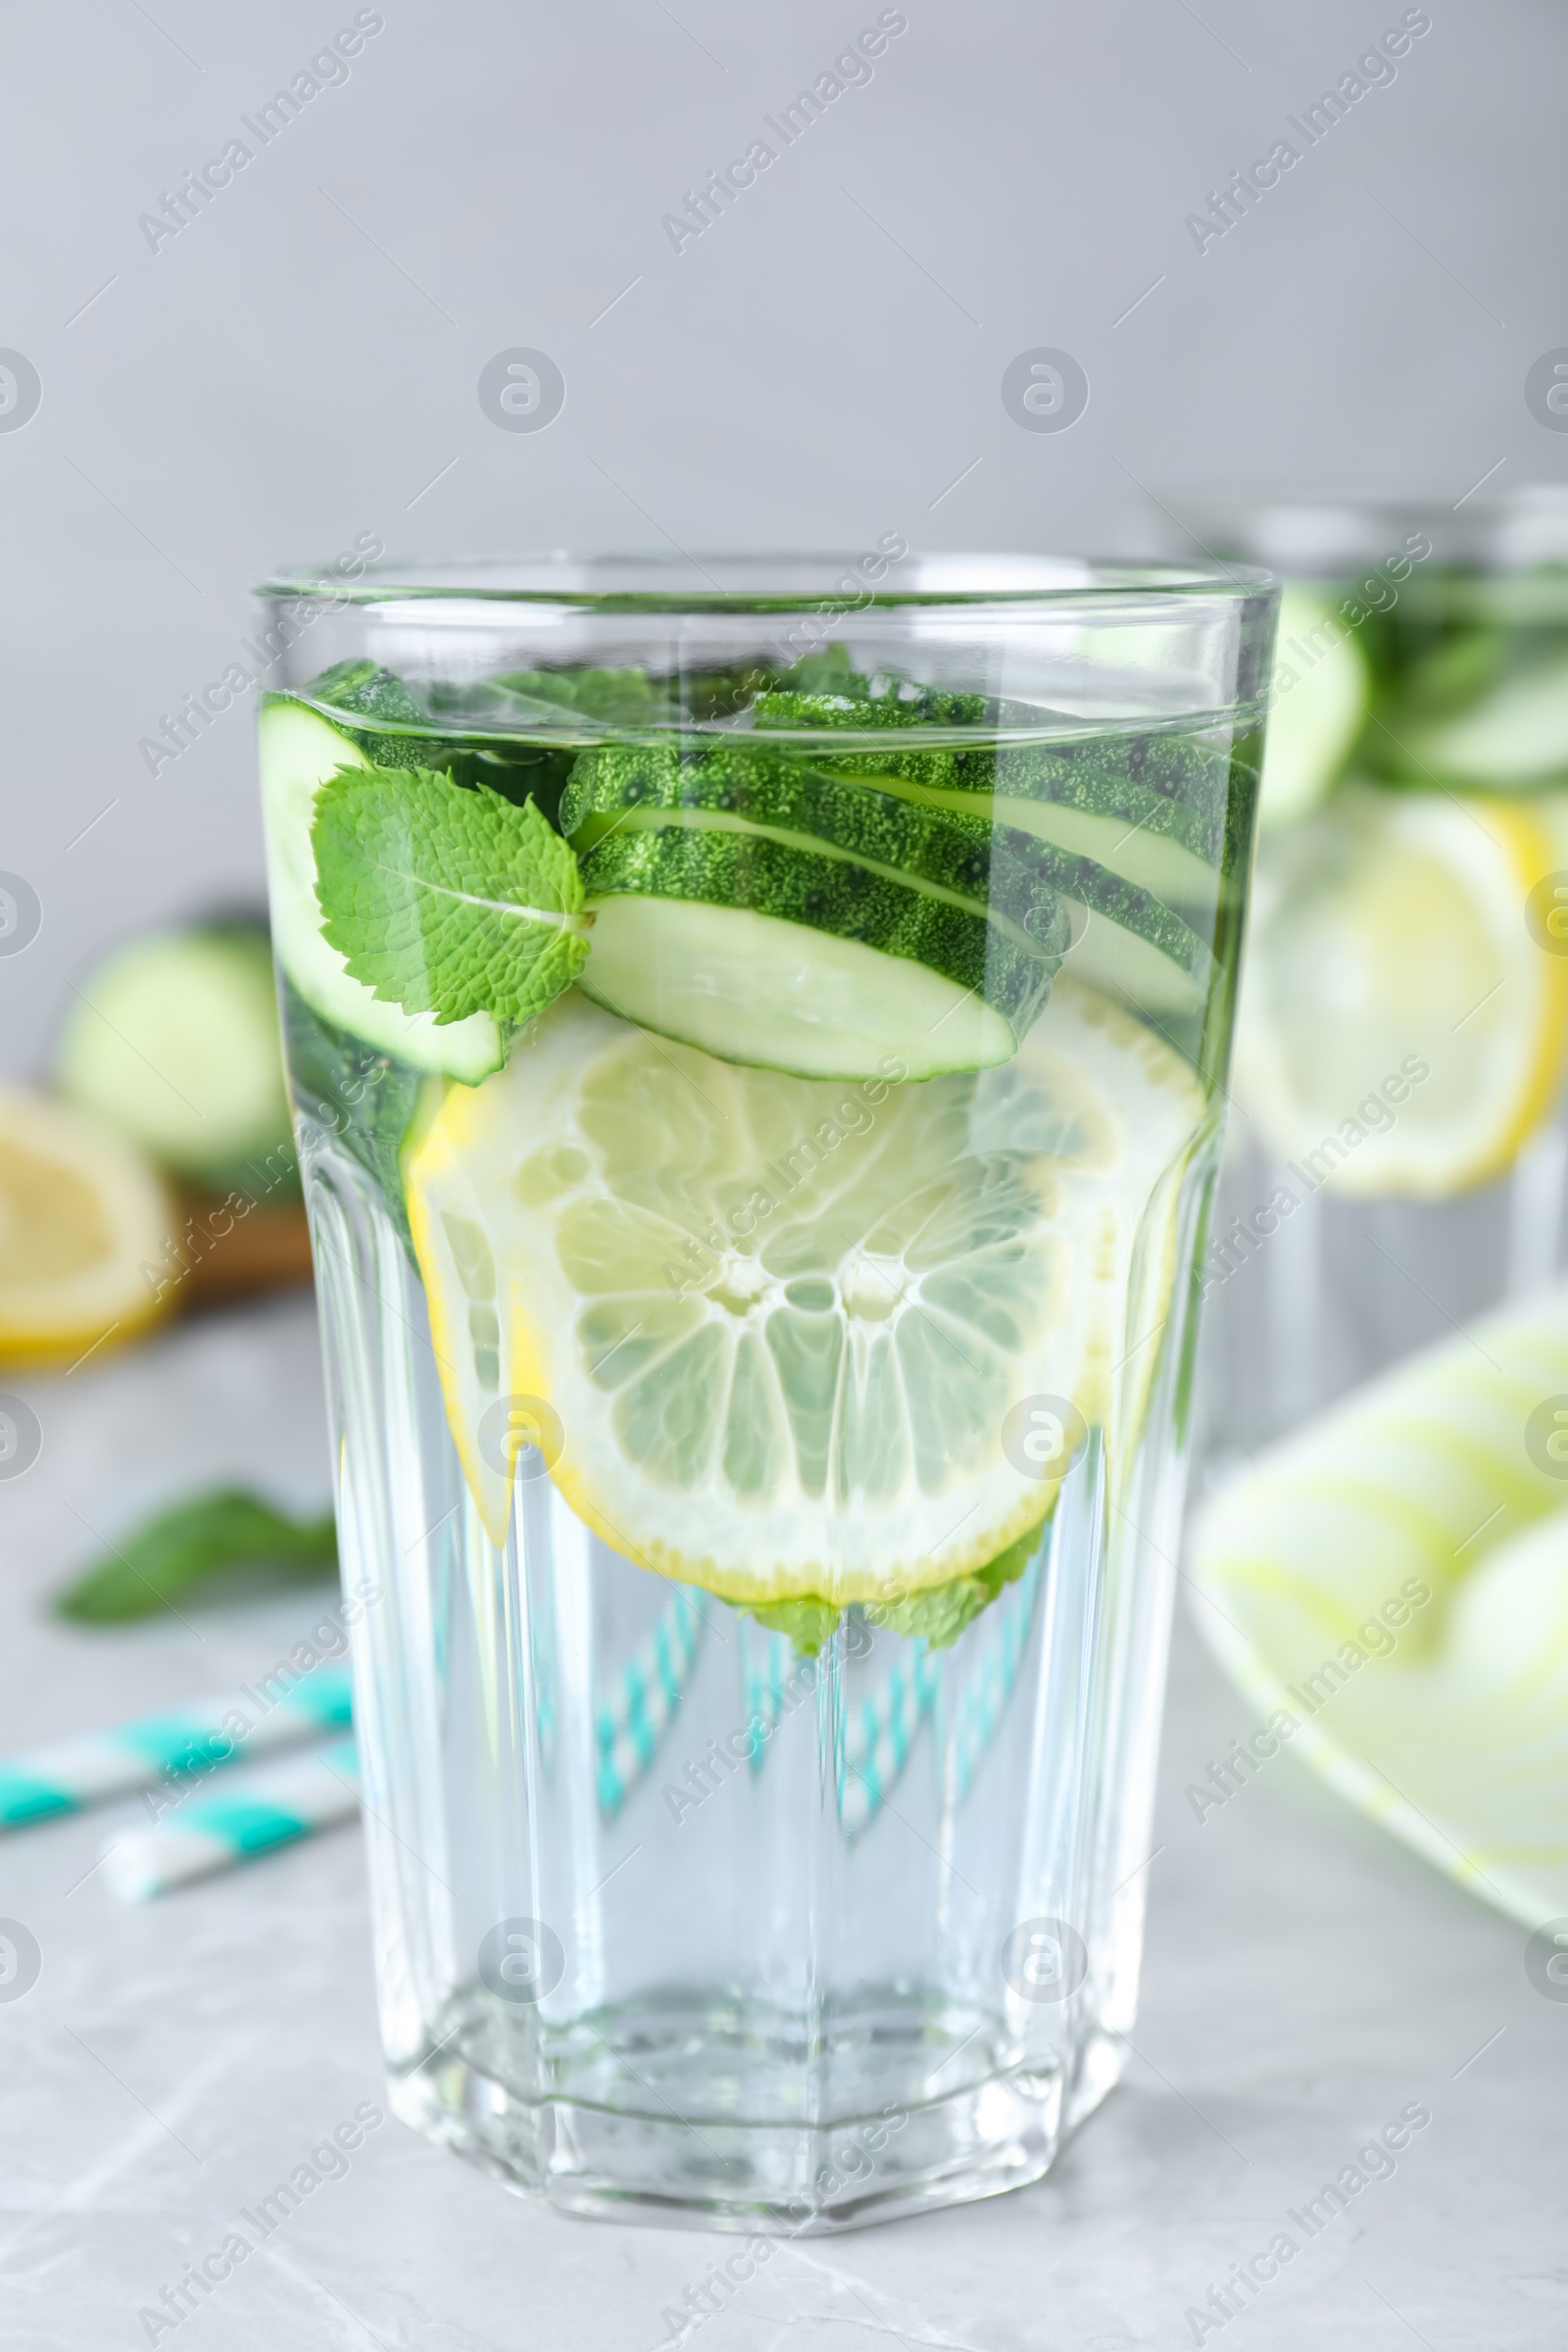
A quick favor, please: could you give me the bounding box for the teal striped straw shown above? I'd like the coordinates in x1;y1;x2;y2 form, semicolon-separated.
742;1623;789;1767
595;1585;705;1818
951;1553;1045;1803
0;1668;354;1829
837;1555;1047;1837
839;1647;942;1838
102;1739;360;1900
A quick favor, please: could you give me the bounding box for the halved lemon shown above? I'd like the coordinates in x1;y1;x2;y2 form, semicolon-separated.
1234;783;1568;1198
0;1089;174;1367
406;979;1206;1597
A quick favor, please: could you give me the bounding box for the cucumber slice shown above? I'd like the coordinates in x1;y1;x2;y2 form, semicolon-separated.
577;827;1054;1079
578;897;1021;1079
54;923;293;1190
256;698;504;1083
1261;583;1369;831
1399;656;1568;787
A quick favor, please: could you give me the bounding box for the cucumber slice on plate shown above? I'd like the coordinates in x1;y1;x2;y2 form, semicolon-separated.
256;698;505;1083
54;922;292;1192
576;825;1059;1080
1259;583;1369;831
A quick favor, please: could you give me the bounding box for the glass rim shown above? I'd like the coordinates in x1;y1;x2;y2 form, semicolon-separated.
254;548;1276;612
1162;485;1568;573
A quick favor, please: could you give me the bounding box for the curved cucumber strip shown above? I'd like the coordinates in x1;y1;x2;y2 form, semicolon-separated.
564;744;1069;960
1400;657;1568;787
1261;584;1369;831
986;791;1217;906
813;747;1226;906
1061;906;1210;1015
577;897;1021;1079
256;699;504;1083
577;826;1054;1077
566;742;1212;1026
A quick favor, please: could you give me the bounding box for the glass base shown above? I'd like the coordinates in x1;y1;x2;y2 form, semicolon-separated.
305;1147;1197;2235
390;2002;1127;2230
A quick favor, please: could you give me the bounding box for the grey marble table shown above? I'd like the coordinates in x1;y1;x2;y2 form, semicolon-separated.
0;1296;1559;2352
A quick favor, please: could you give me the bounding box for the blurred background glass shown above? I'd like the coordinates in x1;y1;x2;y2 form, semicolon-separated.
1168;489;1568;1461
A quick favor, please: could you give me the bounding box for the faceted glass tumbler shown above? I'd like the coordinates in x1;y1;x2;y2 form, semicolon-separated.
254;554;1274;2229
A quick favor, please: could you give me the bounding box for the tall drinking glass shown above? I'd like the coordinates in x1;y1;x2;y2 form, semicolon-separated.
253;553;1274;2228
1169;495;1568;1462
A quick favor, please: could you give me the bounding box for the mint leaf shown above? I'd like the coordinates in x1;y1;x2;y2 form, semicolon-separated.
741;1521;1049;1658
313;765;590;1028
744;1595;844;1656
870;1521;1045;1649
55;1489;336;1623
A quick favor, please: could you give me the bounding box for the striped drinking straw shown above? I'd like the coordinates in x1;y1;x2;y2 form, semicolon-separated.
948;1552;1045;1803
0;1667;354;1830
102;1739;360;1900
838;1647;943;1838
595;1584;706;1818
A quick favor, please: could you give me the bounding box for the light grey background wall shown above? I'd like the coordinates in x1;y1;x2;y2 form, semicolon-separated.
4;0;1564;1073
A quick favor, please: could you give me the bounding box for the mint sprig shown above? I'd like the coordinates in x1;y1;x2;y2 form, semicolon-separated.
742;1521;1047;1657
55;1489;336;1622
312;765;590;1028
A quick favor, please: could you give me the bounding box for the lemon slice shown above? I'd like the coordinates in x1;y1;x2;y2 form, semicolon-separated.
406;978;1206;1597
1190;1285;1568;1925
0;1089;174;1367
1234;782;1568;1197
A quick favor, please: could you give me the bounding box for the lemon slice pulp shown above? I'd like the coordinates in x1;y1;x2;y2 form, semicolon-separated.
1235;783;1568;1198
407;978;1207;1599
0;1089;173;1366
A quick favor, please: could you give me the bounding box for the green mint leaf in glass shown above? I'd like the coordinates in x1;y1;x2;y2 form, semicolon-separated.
312;765;591;1028
867;1521;1045;1650
55;1489;337;1623
741;1522;1048;1658
743;1595;845;1656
